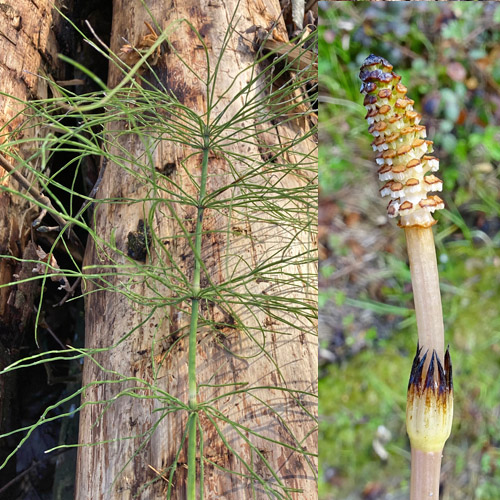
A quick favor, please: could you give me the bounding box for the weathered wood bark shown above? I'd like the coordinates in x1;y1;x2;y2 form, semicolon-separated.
0;0;60;482
76;1;317;498
0;1;57;339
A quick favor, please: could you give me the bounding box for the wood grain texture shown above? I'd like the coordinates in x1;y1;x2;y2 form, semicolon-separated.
0;0;55;330
76;1;317;498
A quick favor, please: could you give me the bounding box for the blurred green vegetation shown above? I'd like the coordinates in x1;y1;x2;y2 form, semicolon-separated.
319;2;500;499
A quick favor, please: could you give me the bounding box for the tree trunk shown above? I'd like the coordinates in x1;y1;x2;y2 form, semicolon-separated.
76;1;317;498
0;0;58;342
0;0;60;482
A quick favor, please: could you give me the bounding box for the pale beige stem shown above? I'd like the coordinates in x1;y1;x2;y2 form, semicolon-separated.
410;448;442;500
405;226;445;361
405;226;451;500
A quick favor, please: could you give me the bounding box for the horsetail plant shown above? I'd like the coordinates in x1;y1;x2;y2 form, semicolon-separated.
0;9;318;498
359;55;453;499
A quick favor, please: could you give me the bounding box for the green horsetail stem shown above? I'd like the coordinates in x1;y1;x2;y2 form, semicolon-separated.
359;54;453;498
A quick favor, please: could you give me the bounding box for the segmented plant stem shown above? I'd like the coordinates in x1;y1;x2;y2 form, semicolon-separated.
187;139;210;499
405;229;453;500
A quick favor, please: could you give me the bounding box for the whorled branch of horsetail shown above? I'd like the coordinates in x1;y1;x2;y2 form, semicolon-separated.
0;153;66;229
0;152;84;253
359;54;453;500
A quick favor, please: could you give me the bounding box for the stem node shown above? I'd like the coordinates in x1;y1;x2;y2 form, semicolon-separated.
406;344;453;454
